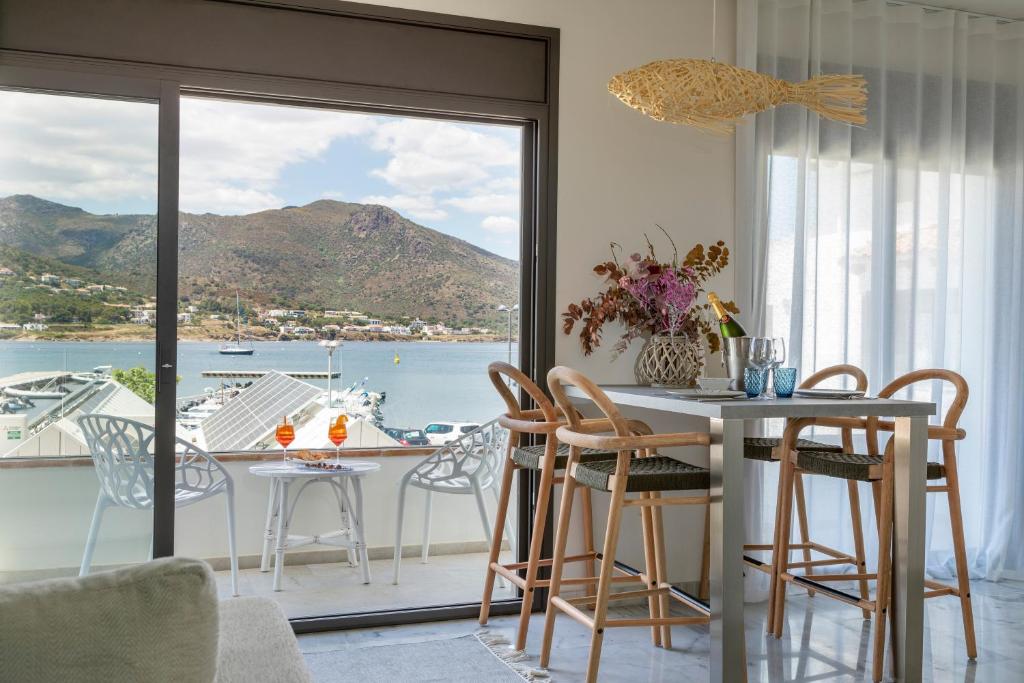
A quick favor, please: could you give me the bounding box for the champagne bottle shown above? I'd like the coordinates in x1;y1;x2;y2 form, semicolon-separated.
707;292;748;338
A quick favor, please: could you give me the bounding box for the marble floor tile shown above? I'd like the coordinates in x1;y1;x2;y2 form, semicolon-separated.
296;578;1024;682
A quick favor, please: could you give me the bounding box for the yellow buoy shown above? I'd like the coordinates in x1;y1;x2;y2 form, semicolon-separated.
394;352;400;366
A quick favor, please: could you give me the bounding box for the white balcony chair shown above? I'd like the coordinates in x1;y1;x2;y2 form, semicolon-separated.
76;414;239;596
392;418;515;584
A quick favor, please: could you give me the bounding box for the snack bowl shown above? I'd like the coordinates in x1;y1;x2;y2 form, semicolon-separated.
697;377;734;391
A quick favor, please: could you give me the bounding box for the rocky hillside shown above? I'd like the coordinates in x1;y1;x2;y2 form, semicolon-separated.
0;195;518;325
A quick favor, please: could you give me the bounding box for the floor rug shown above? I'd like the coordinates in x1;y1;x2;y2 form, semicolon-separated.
304;631;548;682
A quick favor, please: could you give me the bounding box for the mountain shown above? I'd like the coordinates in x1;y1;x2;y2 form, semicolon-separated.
0;195;518;326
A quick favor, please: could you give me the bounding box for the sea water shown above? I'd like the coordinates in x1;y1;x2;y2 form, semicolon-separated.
0;340;517;430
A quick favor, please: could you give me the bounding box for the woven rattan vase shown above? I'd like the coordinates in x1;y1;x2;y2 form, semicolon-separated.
634;334;704;387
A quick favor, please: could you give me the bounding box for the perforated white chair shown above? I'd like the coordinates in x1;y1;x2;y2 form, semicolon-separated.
76;414;239;596
391;418;514;584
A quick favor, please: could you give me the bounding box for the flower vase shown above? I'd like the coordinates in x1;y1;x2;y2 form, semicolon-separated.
634;334;704;387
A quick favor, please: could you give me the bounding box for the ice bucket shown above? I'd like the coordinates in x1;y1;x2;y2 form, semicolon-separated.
722;336;754;392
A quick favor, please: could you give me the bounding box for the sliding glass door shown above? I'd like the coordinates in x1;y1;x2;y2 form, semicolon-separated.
0;68;533;625
0;76;171;583
173;95;523;617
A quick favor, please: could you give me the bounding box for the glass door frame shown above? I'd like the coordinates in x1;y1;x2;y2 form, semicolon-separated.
0;65;180;559
1;62;556;630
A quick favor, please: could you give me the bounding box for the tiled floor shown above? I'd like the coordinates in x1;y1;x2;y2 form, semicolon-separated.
296;577;1024;682
213;550;515;619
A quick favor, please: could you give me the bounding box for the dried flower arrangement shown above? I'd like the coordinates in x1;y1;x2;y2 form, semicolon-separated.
562;229;738;356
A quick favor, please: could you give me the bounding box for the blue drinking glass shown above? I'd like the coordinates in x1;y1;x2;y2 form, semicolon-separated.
774;367;797;398
744;368;768;398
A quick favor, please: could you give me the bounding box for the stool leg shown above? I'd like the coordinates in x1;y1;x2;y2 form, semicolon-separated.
586;462;628;683
942;452;977;659
640;492;663;648
871;464;894;683
580;485;598;598
766;453;791;629
540;455;580;669
872;480;882;532
651;490;672;650
794;473;816;595
515;442;558;651
480;443;517;626
847;480;872;619
771;456;798;638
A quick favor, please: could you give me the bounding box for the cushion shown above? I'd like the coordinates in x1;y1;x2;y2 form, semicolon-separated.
573;456;709;492
511;443;618;470
0;557;219;683
743;436;843;462
797;450;947;482
216;597;311;683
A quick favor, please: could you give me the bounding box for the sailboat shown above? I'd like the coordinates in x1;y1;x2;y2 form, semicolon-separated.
219;292;254;356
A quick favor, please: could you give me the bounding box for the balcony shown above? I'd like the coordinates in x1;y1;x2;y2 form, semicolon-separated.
0;441;519;619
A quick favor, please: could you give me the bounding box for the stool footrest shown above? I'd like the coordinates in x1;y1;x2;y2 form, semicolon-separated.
606;616;709;628
787;574;873;609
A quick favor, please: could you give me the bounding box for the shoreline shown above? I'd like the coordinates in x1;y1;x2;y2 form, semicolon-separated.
0;334;511;344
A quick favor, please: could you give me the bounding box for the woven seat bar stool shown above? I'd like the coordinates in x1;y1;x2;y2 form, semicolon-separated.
541;366;711;683
479;362;656;651
771;369;976;682
747;364;874;625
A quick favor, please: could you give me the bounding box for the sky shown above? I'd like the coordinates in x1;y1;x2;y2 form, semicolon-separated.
0;90;522;259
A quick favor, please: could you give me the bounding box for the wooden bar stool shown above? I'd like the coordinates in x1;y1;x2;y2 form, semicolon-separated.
479;362;655;651
542;366;711;683
771;369;976;682
746;364;873;625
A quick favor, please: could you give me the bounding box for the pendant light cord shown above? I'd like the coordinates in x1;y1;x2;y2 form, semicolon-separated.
711;0;717;62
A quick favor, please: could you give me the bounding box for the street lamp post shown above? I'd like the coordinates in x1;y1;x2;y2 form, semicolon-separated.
319;339;343;409
497;304;519;367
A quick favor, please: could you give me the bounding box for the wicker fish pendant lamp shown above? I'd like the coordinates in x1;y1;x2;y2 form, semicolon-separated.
607;1;867;134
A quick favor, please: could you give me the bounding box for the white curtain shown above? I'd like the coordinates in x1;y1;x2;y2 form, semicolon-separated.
745;0;1024;581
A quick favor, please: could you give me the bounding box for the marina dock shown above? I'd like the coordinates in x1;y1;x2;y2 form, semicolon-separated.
200;370;340;380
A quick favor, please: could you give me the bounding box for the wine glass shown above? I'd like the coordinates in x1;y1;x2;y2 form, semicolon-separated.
771;337;786;370
275;415;295;463
768;337;787;397
746;338;774;398
328;413;348;465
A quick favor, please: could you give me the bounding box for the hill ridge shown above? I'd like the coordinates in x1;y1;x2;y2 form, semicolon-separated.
0;195;518;327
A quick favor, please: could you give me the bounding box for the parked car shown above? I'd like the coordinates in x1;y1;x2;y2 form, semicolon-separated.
423;421;480;446
383;427;430;447
399;429;430;446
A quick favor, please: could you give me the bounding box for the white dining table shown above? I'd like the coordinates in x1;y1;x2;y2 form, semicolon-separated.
565;385;935;683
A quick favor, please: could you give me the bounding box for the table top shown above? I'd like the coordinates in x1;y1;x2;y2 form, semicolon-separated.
249;461;381;478
565;384;935;419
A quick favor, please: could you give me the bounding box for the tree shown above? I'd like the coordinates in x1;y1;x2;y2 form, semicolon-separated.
113;366;180;404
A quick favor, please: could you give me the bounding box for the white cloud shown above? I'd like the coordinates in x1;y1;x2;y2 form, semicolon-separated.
369;118;518;194
481;216;518;234
446;193;519;215
361;194;448;222
0;91;159;207
179;99;376;214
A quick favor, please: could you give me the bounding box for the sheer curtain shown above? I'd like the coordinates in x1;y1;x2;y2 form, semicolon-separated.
742;0;1024;581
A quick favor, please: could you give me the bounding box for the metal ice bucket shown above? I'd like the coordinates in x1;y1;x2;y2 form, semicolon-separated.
722;336;755;392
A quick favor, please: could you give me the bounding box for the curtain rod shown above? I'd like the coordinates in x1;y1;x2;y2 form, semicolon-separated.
856;0;1020;24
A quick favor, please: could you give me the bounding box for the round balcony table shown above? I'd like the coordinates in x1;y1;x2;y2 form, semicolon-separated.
249;460;380;591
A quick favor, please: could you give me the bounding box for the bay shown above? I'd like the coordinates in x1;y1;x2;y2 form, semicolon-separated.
0;340;517;430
